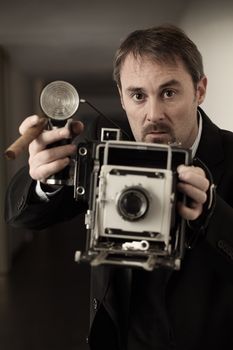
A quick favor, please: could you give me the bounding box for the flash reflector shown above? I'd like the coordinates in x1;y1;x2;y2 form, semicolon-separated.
40;80;80;120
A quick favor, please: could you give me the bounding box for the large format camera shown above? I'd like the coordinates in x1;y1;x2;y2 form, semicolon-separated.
38;81;191;271
74;131;191;271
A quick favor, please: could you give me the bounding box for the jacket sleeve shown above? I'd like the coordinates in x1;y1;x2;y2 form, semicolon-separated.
5;166;87;230
205;194;233;278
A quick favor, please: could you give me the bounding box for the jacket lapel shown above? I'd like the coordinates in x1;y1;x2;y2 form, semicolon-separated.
196;108;225;186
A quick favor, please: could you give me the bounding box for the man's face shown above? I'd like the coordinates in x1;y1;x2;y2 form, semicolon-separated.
118;54;207;148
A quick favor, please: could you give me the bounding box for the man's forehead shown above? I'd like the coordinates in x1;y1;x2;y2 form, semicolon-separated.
119;53;186;84
121;53;179;71
118;53;194;91
120;53;187;81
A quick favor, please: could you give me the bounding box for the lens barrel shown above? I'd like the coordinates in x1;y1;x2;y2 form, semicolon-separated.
117;187;149;221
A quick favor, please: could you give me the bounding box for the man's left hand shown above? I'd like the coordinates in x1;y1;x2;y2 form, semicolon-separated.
177;165;210;221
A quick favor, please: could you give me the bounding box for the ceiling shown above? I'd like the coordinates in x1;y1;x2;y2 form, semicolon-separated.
0;0;188;83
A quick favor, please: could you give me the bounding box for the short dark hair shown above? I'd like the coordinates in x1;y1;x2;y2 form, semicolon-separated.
113;24;204;89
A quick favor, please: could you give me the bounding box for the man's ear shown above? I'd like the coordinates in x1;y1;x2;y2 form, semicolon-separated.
117;85;125;110
197;76;207;105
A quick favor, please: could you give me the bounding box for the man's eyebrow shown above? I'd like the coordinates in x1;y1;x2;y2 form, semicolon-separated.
159;79;181;89
125;86;145;94
125;80;182;94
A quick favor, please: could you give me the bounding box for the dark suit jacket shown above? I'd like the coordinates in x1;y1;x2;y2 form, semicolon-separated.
5;109;233;349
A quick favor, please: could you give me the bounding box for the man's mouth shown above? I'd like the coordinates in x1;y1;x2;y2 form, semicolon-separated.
144;132;169;142
149;131;167;135
142;123;173;143
143;130;171;143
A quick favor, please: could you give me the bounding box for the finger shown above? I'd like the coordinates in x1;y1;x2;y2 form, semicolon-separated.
70;120;84;135
19;115;42;135
29;144;77;168
177;165;205;176
29;157;71;181
177;165;209;192
29;143;76;180
177;182;207;204
177;201;203;221
29;127;73;155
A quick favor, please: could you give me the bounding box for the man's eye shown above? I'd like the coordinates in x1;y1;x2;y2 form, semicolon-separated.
163;90;175;98
132;93;145;101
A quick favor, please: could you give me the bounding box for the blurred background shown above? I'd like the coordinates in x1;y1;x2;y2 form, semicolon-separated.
0;0;233;349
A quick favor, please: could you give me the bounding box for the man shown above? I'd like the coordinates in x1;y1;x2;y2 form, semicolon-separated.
5;25;233;349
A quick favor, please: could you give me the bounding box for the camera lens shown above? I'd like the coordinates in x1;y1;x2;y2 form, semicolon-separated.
117;187;149;221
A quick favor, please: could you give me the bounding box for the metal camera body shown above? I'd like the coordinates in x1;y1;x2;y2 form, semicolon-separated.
74;129;191;271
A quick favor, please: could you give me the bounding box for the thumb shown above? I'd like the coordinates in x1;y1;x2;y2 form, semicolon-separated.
70;120;84;135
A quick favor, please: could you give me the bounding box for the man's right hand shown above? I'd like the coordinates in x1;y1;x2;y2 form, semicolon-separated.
19;115;84;182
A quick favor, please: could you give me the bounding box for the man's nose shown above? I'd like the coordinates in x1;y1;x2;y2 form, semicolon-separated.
146;99;164;122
